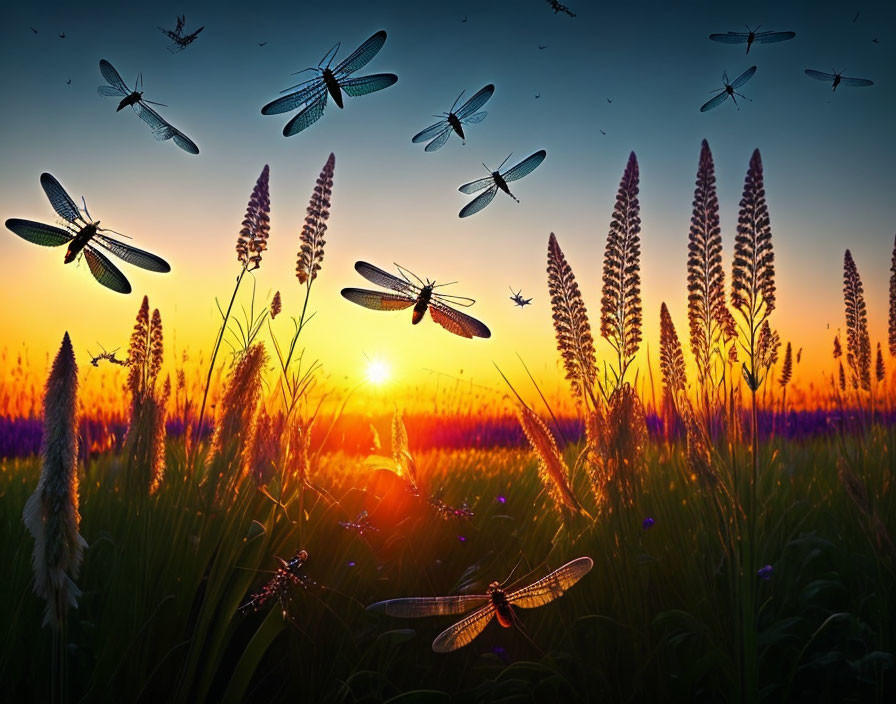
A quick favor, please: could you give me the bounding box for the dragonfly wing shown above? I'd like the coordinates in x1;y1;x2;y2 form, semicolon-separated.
98;85;126;97
83;245;131;294
455;84;495;119
367;594;489;618
805;69;835;81
341;288;416;311
431;603;496;653
5;218;72;247
136;103;174;140
334;30;387;75
283;90;328;136
40;173;81;223
424;128;452;152
463;111;487;124
340;73;398;96
509;557;594;609
171;128;200;154
412;120;448;143
93;234;171;272
459;185;497;218
700;90;730;112
99;59;129;93
755;31;796;43
354;261;418;294
262;80;325;115
502;150;547;182
458;176;494;194
841;77;874;87
708;32;748;44
731;66;757;88
428;302;491;338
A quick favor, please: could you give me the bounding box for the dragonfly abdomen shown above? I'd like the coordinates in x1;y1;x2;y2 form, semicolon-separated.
413;286;434;324
65;224;97;263
447;113;465;140
322;69;344;108
491;589;514;628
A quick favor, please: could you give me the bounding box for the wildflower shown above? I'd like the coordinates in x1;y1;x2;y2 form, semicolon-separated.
497;495;506;504
757;564;773;581
270;290;282;319
642;516;655;530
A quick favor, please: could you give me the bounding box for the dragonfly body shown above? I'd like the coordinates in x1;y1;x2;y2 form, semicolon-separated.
489;583;515;628
510;288;532;307
412;85;493;151
413;284;434;324
322;67;345;108
709;27;796;53
805;69;874;92
458;150;546;217
700;66;756;112
116;92;143;112
447;112;465;139
64;222;99;263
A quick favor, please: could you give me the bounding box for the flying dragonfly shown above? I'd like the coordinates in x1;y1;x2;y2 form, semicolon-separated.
458;150;546;218
804;69;874;91
700;66;757;112
509;287;532;307
158;15;204;53
5;173;171;294
368;557;593;652
98;60;199;154
261;30;398;137
412;84;494;152
239;549;313;617
709;26;796;53
341;261;491;339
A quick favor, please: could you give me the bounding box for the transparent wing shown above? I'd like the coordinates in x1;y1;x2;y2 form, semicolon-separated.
354;261;419;294
99;59;129;93
458;176;495;194
5;218;72;247
432;291;476;307
412;120;448;143
455;84;494;119
262;79;325;115
83;245;131;294
459;185;497;218
841;77;873;87
754;31;796;43
93;234;171;272
502;150;547;182
431;604;496;653
428;302;491;338
40;173;81;224
700;90;730;112
171;128;200;154
283;91;328;136
98;85;127;97
136;103;174;140
731;66;757;88
340;288;416;311
708;32;749;44
463;111;487;124
334;30;387;76
805;69;835;81
424;128;452;152
508;557;593;609
340;73;398;96
367;594;488;618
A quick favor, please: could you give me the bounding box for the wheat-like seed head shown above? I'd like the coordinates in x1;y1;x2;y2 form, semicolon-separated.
236;165;271;271
843;249;871;391
127;296;150;395
297;153;335;285
875;342;885;383
659;302;687;398
833;334;842;359
779;342;793;388
838;361;846;391
757;321;780;372
270;291;282;319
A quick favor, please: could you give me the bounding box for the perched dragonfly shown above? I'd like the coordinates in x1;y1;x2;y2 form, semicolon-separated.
709;26;796;53
804;69;874;91
239;549;311;616
261;30;398;137
412;84;494;152
341;261;491;338
458;150;546;218
158;15;204;53
339;510;378;536
4;173;170;294
368;557;593;652
509;287;532;307
700;66;757;112
98;60;199;154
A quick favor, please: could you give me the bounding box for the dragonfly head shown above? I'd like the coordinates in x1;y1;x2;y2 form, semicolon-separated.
487;581;501;593
297;549;308;561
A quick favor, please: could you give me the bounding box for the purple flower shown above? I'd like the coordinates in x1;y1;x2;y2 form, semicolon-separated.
642;516;655;530
457;535;466;543
497;495;507;504
347;561;356;567
757;564;773;581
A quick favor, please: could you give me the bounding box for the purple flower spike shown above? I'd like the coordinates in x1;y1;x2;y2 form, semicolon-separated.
497;495;507;504
642;516;655;529
457;535;467;543
757;564;773;581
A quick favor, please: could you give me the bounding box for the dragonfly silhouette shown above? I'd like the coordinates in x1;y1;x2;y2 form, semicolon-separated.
804;69;874;91
458;150;546;218
412;84;494;151
158;15;204;53
368;557;593;652
5;173;170;294
98;60;199;154
700;66;757;112
509;287;532;307
239;549;312;617
341;261;491;338
261;30;397;137
709;26;796;53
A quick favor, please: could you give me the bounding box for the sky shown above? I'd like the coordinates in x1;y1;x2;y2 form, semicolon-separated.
0;0;894;408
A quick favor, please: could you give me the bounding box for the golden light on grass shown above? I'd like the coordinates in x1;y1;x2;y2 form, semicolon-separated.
365;359;390;385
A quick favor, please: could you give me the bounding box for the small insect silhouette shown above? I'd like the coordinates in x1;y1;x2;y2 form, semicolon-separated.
509;288;532;307
535;93;541;99
88;346;127;367
339;510;378;536
5;173;170;294
368;557;593;652
341;261;491;338
58;32;65;39
458;150;546;218
805;69;873;91
545;0;576;17
258;41;267;46
461;16;468;23
709;26;796;53
412;84;493;151
261;30;398;137
700;66;757;112
538;44;548;50
607;97;613;103
30;27;38;34
66;79;71;85
158;15;204;53
238;550;313;617
600;129;606;135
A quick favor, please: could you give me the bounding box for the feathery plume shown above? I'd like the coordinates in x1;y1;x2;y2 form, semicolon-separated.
22;332;87;628
590;384;647;507
838;361;846;391
547;232;597;403
297;153;335;285
659;302;687;398
875;342;885;383
843;250;871;391
757;321;780;370
392;409;418;486
779;342;793;388
235;165;271;271
270;291;282;320
127;296;150;396
682;405;718;487
601;152;642;383
833;335;842;359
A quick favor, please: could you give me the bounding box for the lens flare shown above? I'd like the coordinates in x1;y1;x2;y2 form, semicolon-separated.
366;359;390;385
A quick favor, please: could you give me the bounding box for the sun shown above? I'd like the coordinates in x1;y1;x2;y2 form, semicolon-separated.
365;359;390;385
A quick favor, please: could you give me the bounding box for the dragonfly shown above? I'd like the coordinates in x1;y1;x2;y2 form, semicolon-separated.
709;26;796;53
339;510;378;536
98;60;199;154
238;549;312;617
412;84;494;152
458;150;546;218
367;557;593;652
261;30;398;137
341;261;491;339
4;173;170;294
804;69;874;91
700;66;757;112
158;15;204;53
509;287;532;307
